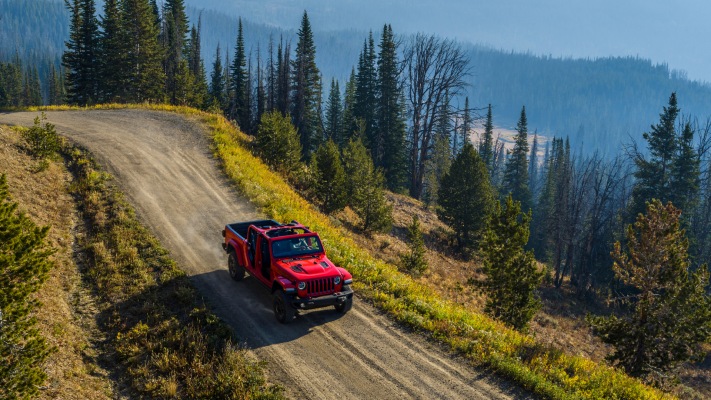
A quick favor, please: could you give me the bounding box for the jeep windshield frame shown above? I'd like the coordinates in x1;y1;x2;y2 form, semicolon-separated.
270;234;324;258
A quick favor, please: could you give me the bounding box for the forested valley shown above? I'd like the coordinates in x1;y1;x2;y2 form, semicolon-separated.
2;0;711;396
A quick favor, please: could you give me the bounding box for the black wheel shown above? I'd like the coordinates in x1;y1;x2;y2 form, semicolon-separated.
334;295;353;314
228;251;245;281
273;289;296;323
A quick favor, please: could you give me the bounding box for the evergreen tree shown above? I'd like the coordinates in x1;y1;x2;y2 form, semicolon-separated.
208;44;225;110
401;215;428;275
0;175;54;399
479;195;544;331
630;93;699;222
254;111;302;178
342;137;392;232
162;0;189;105
266;35;276;113
121;0;165;102
455;97;472;156
528;133;540;199
377;24;407;191
186;19;208;108
311;139;347;214
479;104;495;176
291;11;322;158
355;33;378;162
98;0;127;102
437;142;495;252
325;78;342;144
230;18;250;131
255;46;266;128
589;200;711;381
341;68;358;142
63;0;100;105
275;38;291;116
502;106;532;212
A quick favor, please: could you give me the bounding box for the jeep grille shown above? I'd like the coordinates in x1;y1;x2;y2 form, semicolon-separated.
307;278;334;297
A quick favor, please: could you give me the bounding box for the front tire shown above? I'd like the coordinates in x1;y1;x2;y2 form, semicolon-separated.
228;250;245;281
273;289;296;323
334;295;353;314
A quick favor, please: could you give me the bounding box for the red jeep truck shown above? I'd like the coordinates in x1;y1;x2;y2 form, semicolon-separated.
222;219;354;323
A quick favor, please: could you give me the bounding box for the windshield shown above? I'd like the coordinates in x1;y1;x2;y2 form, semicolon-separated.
271;236;323;258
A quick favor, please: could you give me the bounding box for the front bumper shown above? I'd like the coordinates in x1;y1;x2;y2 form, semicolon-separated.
290;285;354;310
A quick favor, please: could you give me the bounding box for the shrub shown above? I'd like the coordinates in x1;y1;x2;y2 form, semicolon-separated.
22;112;61;160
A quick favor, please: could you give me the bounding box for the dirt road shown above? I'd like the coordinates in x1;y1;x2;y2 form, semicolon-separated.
0;110;520;399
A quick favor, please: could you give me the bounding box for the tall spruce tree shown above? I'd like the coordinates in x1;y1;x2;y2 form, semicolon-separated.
208;44;225;110
230;18;250;132
589;200;711;381
63;0;100;105
291;11;322;158
630;93;699;223
479;195;543;331
454;97;472;156
479;104;494;172
275;38;290;116
162;0;189;104
437;141;495;252
0;175;54;399
98;0;126;102
325;78;343;144
377;24;407;191
341;68;358;142
503;106;532;212
355;33;378;162
121;0;165;102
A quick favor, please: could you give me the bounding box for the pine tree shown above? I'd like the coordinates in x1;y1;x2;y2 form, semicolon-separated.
63;0;100;105
255;111;302;178
229;18;250;132
401;215;428;275
291;11;322;158
275;38;290;116
255;46;266;128
589;200;711;381
325;78;342;144
98;0;126;102
503;106;531;212
342;137;392;232
479;104;495;176
479;195;543;331
630;93;699;222
528;133;540;199
341;68;358;143
355;32;378;162
208;44;225;110
0;174;54;399
376;24;407;191
186;19;208;109
161;0;190;105
311;139;347;214
454;97;472;156
121;0;165;102
437;141;495;252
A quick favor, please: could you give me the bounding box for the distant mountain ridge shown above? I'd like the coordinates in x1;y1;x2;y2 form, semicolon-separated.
3;0;711;154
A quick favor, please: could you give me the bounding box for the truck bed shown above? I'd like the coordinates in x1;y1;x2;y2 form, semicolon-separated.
226;219;280;239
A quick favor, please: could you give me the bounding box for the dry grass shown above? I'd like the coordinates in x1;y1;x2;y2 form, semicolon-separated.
0;125;114;399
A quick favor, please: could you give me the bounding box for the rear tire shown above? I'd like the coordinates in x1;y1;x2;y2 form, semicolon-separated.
228;250;245;281
273;289;296;323
334;295;353;314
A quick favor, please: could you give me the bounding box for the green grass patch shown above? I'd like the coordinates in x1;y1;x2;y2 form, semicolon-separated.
28;103;672;399
63;143;284;399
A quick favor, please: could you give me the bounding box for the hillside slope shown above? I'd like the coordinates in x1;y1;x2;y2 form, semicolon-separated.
0;110;517;399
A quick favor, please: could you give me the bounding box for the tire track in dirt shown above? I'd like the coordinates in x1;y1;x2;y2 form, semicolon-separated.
0;109;524;399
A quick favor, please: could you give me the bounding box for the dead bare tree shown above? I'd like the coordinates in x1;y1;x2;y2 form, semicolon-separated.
402;34;470;199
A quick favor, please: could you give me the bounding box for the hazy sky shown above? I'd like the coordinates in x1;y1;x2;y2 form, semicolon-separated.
187;0;711;83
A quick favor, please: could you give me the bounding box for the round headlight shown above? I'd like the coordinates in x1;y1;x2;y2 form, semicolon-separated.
297;281;306;290
334;276;341;285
